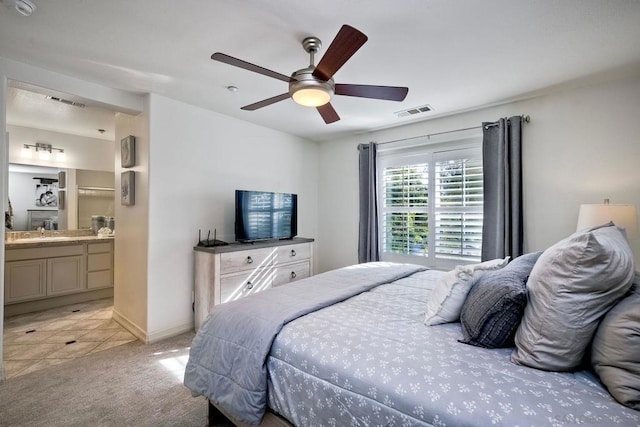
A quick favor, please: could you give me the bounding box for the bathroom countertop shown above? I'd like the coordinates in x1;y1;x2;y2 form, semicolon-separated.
5;235;114;249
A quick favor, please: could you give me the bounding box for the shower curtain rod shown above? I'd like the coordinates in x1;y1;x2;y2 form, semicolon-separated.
375;114;530;146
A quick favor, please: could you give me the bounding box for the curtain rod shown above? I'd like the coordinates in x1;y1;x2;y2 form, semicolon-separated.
375;114;530;146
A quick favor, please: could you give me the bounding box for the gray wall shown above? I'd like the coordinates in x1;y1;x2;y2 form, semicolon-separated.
317;74;640;273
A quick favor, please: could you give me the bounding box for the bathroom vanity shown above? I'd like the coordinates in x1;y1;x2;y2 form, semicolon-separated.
4;234;114;316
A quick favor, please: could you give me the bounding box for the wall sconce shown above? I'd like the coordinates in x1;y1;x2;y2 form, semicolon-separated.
577;198;638;239
21;143;66;162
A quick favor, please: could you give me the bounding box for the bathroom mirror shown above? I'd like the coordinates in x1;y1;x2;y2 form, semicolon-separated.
7;163;115;231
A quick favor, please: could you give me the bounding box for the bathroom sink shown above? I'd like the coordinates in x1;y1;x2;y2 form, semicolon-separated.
13;236;74;243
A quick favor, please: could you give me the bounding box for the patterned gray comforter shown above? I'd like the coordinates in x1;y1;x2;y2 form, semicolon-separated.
184;262;426;425
266;269;640;426
185;263;640;426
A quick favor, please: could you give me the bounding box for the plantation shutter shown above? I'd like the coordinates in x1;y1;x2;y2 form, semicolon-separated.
379;154;429;257
377;141;483;269
434;148;483;262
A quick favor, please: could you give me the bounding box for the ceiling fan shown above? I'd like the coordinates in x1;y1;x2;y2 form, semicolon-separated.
211;24;409;124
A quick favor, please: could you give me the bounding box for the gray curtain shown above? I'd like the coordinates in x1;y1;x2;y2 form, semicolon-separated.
358;142;379;263
481;116;523;260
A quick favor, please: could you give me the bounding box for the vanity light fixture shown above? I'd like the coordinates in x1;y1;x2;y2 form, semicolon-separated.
20;145;32;158
22;143;66;162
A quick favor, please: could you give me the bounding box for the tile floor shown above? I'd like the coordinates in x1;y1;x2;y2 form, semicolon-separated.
3;298;137;379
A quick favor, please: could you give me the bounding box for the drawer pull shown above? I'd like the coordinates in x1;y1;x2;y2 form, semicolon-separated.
246;256;253;264
290;271;297;279
290;249;296;257
246;281;254;290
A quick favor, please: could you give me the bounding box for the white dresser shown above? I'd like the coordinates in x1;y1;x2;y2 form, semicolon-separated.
193;237;314;331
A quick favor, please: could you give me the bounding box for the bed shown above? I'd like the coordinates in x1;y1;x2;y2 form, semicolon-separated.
184;256;640;427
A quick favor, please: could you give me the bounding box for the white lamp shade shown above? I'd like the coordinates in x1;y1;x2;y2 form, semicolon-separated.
577;203;638;239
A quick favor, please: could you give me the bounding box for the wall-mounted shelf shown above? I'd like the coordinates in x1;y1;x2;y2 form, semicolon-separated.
78;186;115;197
77;186;115;229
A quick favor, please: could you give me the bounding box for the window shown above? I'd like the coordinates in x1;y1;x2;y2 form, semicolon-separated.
377;139;483;269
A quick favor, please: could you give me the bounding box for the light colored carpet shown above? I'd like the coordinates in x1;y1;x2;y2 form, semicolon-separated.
0;331;208;427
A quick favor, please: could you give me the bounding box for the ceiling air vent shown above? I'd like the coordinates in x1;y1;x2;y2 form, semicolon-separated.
396;104;433;118
46;95;86;108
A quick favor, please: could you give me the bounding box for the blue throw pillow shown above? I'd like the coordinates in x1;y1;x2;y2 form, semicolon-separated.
459;251;542;348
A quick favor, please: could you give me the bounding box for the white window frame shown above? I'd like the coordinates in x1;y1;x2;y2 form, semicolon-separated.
377;135;483;270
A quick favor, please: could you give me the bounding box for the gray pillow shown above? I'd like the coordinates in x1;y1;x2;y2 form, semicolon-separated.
511;223;635;371
591;287;640;409
460;251;542;348
424;257;509;326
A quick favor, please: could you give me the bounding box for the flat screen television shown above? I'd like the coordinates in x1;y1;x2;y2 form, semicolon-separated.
235;190;298;242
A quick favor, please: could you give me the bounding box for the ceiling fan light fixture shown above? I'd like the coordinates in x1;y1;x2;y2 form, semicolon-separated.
289;67;334;108
292;87;331;107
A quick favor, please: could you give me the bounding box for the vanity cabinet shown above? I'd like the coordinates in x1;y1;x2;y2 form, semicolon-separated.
193;237;314;331
87;242;114;289
47;255;84;296
4;259;47;302
4;239;113;305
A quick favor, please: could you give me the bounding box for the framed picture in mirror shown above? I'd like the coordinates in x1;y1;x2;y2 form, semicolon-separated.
58;171;66;189
58;190;65;210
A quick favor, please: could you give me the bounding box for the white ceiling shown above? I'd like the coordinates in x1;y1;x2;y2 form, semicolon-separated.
6;81;117;141
1;0;640;142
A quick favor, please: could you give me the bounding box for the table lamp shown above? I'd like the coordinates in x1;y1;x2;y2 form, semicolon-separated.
576;199;638;239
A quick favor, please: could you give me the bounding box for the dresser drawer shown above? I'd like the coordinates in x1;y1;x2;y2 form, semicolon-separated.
219;247;277;274
273;260;310;287
219;270;274;304
275;243;310;264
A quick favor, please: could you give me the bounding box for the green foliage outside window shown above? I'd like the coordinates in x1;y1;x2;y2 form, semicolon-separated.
382;155;483;261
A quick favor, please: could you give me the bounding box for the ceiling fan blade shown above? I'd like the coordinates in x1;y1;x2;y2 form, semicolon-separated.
241;93;290;111
317;103;340;124
312;25;368;81
211;53;291;83
335;84;409;101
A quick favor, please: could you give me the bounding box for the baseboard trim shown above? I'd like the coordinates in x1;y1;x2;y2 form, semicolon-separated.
112;309;147;343
146;321;194;344
111;309;194;344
